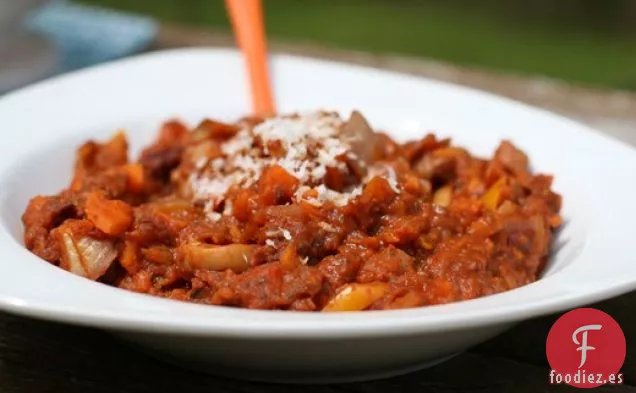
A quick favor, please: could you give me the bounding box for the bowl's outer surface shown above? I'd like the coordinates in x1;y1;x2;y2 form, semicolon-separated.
117;324;512;383
0;48;636;382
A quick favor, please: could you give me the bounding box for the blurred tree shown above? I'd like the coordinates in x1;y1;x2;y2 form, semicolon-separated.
453;0;636;34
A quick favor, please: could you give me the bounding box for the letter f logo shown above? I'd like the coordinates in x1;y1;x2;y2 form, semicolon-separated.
573;324;602;368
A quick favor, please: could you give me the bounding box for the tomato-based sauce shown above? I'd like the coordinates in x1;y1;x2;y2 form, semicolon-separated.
22;111;562;311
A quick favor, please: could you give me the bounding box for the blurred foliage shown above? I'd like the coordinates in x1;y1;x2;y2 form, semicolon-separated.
78;0;636;90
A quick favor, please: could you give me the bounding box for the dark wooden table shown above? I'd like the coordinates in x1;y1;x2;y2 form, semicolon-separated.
2;24;636;393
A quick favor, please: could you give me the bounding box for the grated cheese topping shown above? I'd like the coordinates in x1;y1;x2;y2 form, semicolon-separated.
291;163;400;207
318;222;338;233
186;111;401;221
190;112;348;201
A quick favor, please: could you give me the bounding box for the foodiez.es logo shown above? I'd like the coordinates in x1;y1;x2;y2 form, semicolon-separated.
546;308;626;388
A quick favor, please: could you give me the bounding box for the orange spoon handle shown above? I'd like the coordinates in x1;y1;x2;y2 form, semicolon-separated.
226;0;276;117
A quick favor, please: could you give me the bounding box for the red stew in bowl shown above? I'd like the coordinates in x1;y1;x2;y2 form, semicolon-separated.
22;111;561;311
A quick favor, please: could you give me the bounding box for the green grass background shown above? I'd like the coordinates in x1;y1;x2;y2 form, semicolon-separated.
78;0;636;91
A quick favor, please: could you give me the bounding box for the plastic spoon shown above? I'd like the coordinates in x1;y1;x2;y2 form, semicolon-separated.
225;0;275;117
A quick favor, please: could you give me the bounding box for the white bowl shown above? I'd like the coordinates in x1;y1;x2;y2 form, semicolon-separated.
0;48;635;383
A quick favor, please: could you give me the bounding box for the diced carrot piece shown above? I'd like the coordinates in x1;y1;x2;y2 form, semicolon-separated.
359;176;395;205
432;147;467;158
233;189;253;221
70;170;85;191
107;131;128;155
262;165;299;193
280;243;299;270
548;215;562;228
259;165;300;205
123;164;145;193
142;245;174;265
85;192;133;236
482;177;507;211
120;240;140;274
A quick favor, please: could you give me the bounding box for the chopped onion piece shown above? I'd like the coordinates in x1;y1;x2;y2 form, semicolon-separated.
341;111;376;163
76;237;118;279
322;282;388;312
60;233;87;277
59;233;117;280
181;243;254;273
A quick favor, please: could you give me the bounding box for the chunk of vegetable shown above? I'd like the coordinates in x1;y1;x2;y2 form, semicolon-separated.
529;215;548;255
232;189;253;221
157;120;189;145
142;245;174;265
123;164;145;193
280;243;299;270
432;147;468;158
184;140;222;166
120;240;140;274
101;131;129;167
497;200;517;215
433;185;452;207
59;232;117;280
152;198;192;214
322;282;388;312
60;233;86;277
482;177;506;211
548;215;562;228
192;119;239;140
387;290;424;310
85;192;133;236
341;110;376;163
181;243;254;272
259;165;299;205
139;121;188;179
359;176;397;205
414;154;455;181
70;132;129;191
494;141;528;175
